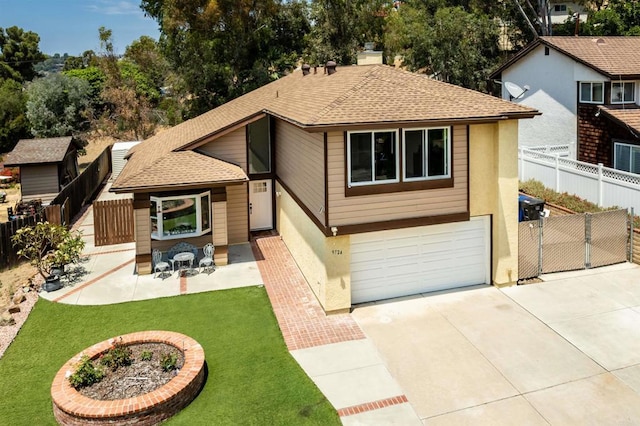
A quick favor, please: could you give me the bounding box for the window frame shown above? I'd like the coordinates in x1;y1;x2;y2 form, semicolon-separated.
611;81;636;104
346;129;400;187
402;127;451;182
614;141;640;174
150;191;212;240
579;82;604;104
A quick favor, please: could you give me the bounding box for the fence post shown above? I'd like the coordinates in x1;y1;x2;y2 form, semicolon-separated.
555;154;560;192
598;163;604;207
585;213;592;269
630;208;635;263
538;216;544;276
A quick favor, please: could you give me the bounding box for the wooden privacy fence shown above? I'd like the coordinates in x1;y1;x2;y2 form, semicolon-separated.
93;199;134;246
50;146;111;225
0;212;45;268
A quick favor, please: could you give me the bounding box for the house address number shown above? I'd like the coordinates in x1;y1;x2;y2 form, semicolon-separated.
332;249;343;255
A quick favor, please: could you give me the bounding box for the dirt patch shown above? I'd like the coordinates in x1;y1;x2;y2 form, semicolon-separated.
78;343;185;401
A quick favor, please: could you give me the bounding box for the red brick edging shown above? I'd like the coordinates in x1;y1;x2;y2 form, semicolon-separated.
51;331;205;425
337;395;409;417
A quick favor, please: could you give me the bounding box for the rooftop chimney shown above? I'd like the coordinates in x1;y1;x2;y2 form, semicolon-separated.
302;64;311;76
326;60;337;75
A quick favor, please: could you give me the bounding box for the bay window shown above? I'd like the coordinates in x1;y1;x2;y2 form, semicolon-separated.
151;191;211;240
348;130;398;185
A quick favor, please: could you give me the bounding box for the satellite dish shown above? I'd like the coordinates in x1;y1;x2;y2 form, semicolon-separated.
504;81;530;101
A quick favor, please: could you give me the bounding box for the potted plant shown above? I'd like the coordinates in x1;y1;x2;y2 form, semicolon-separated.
12;221;85;292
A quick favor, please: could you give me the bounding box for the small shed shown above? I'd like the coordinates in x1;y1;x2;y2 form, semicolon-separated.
111;141;140;181
4;136;82;204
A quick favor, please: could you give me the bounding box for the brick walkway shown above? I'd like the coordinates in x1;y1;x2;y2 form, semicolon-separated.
251;235;365;351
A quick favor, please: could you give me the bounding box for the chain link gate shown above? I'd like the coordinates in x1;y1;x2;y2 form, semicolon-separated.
518;209;631;280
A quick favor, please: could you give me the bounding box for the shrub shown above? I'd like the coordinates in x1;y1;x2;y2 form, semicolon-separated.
100;339;132;371
68;355;104;389
160;352;178;372
519;179;640;228
140;350;153;361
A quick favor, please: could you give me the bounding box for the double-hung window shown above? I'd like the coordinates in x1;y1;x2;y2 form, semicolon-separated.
614;142;640;174
579;82;603;104
611;82;635;104
403;127;450;180
348;130;398;186
150;191;211;240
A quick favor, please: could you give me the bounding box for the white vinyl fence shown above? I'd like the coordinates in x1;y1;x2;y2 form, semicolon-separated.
519;146;640;213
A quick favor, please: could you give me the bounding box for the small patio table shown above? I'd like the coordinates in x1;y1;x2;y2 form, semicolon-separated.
173;252;195;276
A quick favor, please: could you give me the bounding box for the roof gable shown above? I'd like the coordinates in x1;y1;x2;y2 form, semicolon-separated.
113;64;538;192
492;36;640;80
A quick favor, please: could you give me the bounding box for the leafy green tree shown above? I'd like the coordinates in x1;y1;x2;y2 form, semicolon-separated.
305;0;389;65
554;0;640;36
63;66;106;111
92;27;157;139
124;36;169;92
0;26;45;82
386;4;499;92
141;0;310;116
0;78;29;152
25;73;91;137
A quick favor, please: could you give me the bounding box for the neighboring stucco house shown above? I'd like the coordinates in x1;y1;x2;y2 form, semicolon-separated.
4;136;81;204
549;1;587;24
111;64;538;313
491;36;640;166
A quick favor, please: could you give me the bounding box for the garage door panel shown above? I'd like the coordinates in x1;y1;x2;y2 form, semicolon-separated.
351;217;490;304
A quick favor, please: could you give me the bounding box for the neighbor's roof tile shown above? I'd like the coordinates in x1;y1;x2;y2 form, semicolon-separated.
492;36;640;80
600;105;640;136
4;137;75;166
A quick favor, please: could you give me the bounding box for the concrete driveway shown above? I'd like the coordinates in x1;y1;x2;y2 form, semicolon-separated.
352;263;640;425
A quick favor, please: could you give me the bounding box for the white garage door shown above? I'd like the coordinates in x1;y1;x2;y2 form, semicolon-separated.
350;216;491;304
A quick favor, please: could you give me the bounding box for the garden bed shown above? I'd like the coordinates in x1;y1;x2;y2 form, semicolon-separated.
51;331;205;426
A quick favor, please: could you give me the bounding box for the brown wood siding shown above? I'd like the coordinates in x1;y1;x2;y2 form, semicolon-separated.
21;164;59;198
197;127;247;170
327;125;468;226
275;121;326;225
577;104;640;167
227;183;248;243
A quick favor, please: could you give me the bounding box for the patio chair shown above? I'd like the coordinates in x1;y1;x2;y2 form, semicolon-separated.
153;249;171;279
199;243;215;274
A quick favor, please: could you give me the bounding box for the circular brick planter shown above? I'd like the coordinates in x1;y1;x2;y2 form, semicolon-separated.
51;331;205;426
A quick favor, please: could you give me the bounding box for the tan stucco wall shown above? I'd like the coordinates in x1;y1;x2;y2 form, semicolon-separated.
276;182;351;312
469;121;519;285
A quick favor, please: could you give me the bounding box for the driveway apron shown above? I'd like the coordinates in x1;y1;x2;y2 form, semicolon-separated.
353;264;640;424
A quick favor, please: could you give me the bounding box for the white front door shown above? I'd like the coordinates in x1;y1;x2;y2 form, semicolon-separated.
249;179;273;231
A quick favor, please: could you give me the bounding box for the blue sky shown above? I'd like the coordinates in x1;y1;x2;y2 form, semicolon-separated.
0;0;161;56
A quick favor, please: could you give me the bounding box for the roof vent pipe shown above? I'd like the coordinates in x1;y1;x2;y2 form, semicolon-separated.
326;60;337;75
302;64;311;76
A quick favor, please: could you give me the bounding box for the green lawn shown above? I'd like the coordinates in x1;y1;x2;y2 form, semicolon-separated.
0;287;340;425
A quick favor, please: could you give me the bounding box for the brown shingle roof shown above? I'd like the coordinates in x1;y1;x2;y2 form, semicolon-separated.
600;105;640;137
4;137;76;166
492;36;640;80
113;64;538;192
